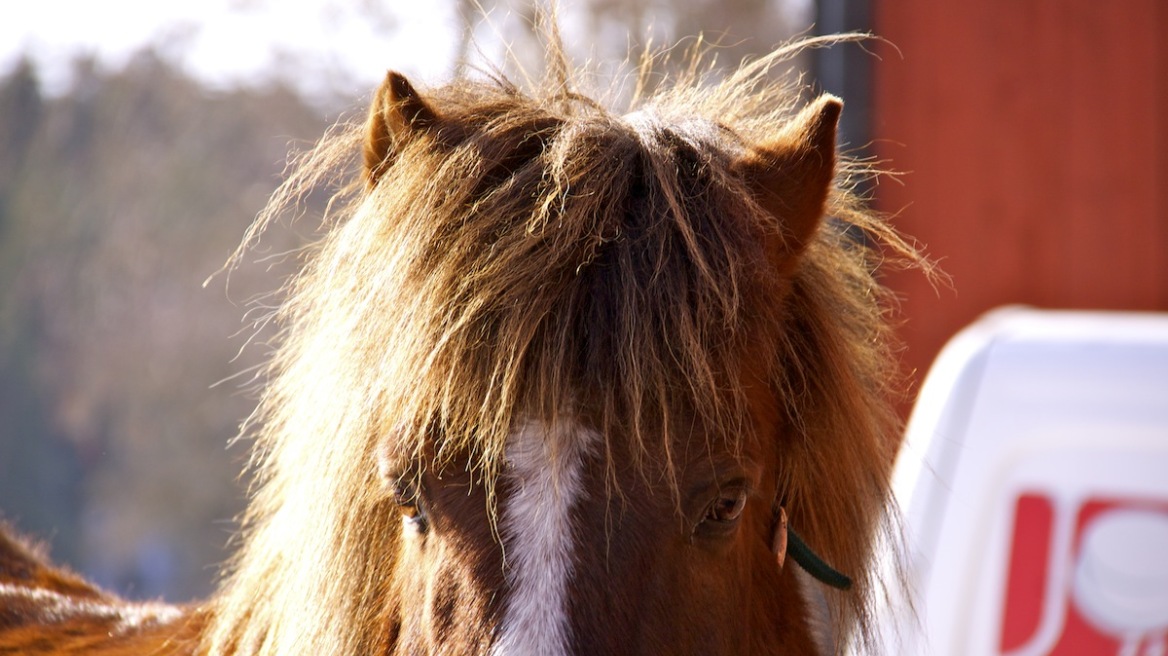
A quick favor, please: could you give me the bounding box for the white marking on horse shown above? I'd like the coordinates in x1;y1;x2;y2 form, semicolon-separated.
491;420;596;656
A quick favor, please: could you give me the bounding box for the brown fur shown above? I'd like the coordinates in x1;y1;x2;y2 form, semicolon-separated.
0;28;918;656
0;526;202;654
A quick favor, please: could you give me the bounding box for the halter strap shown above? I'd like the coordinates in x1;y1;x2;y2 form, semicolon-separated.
787;527;853;591
771;506;853;591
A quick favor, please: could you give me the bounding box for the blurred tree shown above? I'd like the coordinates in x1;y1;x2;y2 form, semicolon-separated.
589;0;808;61
0;58;43;202
0;52;329;601
454;0;811;93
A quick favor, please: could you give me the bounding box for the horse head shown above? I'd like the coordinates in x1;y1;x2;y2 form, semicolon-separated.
207;42;907;656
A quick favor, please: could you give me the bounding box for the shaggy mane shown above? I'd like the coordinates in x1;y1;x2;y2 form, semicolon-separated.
207;31;917;656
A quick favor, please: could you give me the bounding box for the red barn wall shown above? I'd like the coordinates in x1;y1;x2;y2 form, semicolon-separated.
870;1;1168;393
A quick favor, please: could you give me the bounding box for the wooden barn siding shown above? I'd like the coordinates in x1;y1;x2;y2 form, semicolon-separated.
870;1;1168;392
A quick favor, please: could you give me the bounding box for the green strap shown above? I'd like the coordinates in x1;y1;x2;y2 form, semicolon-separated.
787;527;853;591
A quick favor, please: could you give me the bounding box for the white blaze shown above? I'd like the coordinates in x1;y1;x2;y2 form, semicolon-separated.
491;421;595;656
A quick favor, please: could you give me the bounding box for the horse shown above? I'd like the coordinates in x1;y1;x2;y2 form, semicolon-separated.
0;33;915;655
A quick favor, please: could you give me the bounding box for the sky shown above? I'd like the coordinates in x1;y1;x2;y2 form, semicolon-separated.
1;1;463;99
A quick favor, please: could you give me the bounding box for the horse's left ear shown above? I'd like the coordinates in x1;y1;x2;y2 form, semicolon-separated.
735;95;841;272
364;71;439;189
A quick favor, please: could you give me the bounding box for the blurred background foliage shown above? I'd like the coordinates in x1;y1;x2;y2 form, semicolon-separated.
0;0;833;601
0;50;326;599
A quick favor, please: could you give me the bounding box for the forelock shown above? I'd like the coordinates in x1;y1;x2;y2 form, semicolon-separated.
328;77;781;494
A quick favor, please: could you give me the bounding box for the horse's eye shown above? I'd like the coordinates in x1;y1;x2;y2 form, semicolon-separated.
389;478;428;530
705;488;748;524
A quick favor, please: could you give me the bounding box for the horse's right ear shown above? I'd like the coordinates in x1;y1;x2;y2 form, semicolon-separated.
364;71;439;189
734;95;842;275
